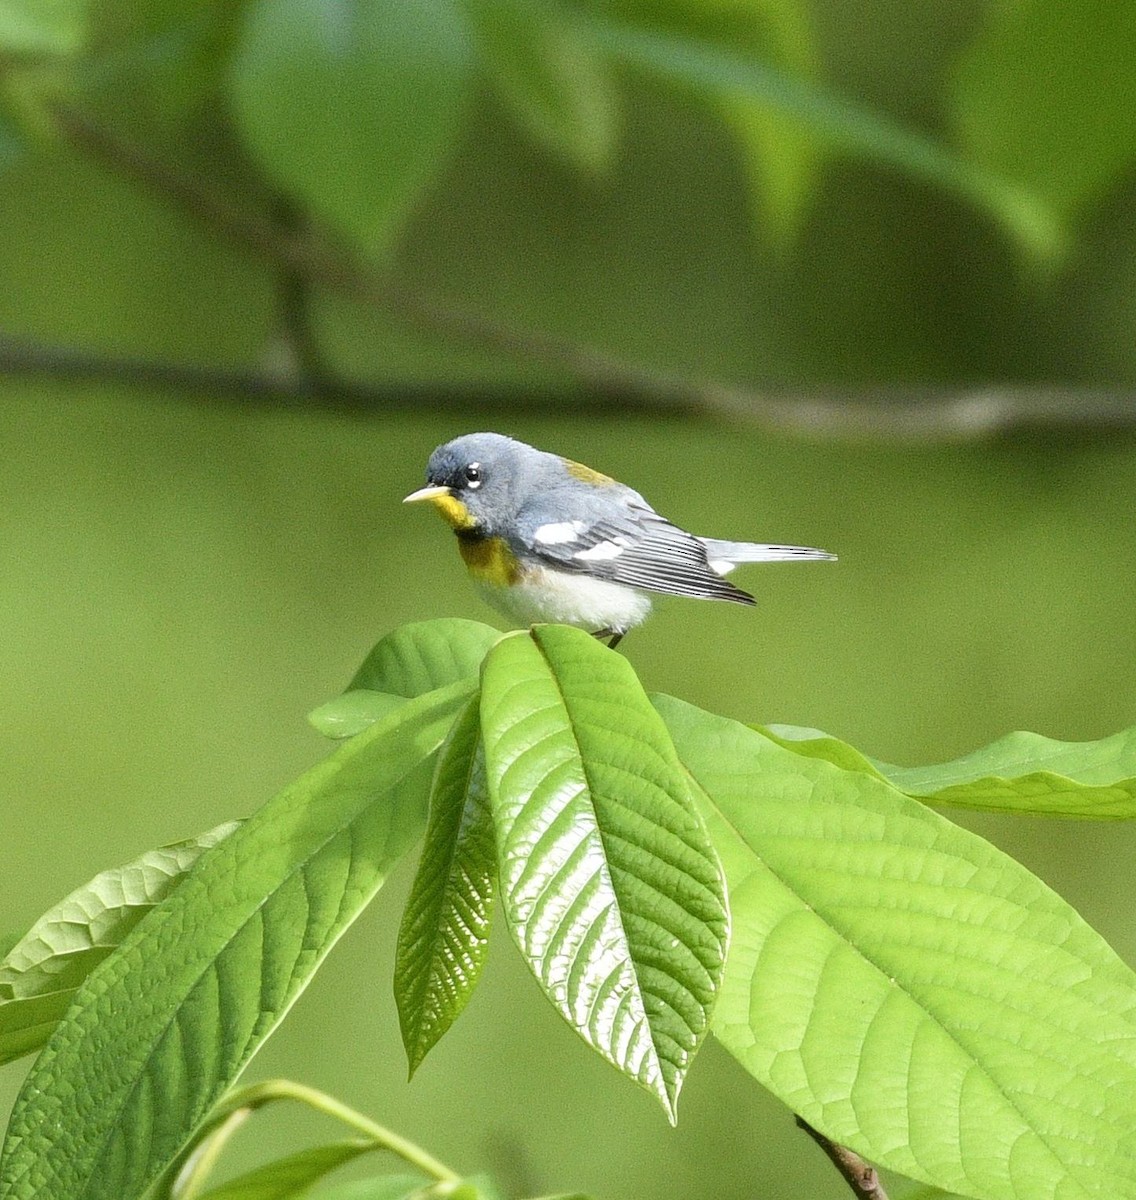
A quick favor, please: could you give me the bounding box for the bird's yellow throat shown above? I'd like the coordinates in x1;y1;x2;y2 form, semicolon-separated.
458;535;521;586
410;490;520;586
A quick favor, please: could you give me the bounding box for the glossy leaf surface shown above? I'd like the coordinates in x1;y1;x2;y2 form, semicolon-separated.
658;694;1136;1200
762;723;1136;818
309;691;408;740
0;682;471;1200
348;619;502;697
0;822;238;1066
480;627;728;1120
396;698;496;1075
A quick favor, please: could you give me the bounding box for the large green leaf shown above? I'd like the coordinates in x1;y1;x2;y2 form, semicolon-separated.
310;619;502;739
590;15;1062;263
951;1;1136;220
479;626;729;1121
395;697;495;1076
468;0;620;174
0;682;472;1200
0;822;238;1066
657;694;1136;1200
348;619;502;697
229;0;473;256
762;723;1136;818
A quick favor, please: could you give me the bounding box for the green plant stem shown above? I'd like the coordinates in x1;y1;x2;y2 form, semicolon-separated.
45;105;1136;443
167;1078;459;1199
245;1079;461;1182
169;1108;253;1200
795;1117;889;1200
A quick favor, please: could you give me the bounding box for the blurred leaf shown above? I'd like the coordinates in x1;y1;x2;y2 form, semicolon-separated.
196;1139;381;1200
0;681;472;1200
479;626;729;1122
0;0;87;56
0;821;238;1066
657;694;1136;1200
0;935;16;961
309;690;408;739
348;619;502;696
602;0;820;240
467;0;620;174
229;0;474;256
762;723;1136;818
78;0;245;131
396;698;495;1076
591;15;1063;263
310;1179;429;1200
952;1;1136;219
0;111;22;172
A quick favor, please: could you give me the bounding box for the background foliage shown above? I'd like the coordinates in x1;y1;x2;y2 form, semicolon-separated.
3;0;1136;1196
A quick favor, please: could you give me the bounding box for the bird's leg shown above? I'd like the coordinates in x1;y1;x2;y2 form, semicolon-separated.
591;627;625;650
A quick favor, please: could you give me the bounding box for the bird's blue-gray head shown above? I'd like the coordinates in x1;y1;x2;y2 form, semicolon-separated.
404;432;550;535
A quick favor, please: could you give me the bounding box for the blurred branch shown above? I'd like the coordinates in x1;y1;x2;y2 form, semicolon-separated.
7;332;1136;440
21;107;1136;441
795;1117;889;1200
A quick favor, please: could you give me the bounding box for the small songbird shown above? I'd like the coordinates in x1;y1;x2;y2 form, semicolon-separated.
404;433;835;647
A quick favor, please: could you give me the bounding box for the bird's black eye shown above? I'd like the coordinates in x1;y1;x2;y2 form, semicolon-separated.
464;462;483;489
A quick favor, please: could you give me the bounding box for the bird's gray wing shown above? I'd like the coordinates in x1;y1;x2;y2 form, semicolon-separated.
518;503;756;605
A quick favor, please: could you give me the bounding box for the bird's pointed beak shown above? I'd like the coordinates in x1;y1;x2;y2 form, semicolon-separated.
403;485;452;504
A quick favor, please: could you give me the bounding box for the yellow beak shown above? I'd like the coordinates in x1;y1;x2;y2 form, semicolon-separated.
403;485;453;504
403;484;476;531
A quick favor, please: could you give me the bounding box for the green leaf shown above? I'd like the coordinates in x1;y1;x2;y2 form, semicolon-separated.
951;1;1136;220
197;1139;385;1200
656;694;1136;1200
0;0;87;55
762;723;1136;818
310;1179;429;1200
311;620;503;737
309;690;409;740
0;822;238;1066
229;0;473;256
602;0;820;240
479;626;729;1121
590;15;1063;264
396;698;495;1076
467;0;620;174
348;619;503;697
0;935;19;962
0;681;472;1200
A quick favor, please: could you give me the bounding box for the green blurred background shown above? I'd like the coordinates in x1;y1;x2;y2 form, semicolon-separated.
4;0;1136;1196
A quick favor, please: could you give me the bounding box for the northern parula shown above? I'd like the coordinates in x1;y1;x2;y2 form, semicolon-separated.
405;432;835;646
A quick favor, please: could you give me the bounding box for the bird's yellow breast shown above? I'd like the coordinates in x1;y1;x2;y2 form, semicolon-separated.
458;535;521;586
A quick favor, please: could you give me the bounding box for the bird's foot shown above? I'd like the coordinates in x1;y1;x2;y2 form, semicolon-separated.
591;628;625;650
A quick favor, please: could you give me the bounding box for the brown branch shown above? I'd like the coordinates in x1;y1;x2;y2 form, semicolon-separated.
37;106;1136;441
795;1117;890;1200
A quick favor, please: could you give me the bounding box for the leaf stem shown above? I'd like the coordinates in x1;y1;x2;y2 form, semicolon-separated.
240;1078;461;1182
795;1116;890;1200
165;1078;459;1199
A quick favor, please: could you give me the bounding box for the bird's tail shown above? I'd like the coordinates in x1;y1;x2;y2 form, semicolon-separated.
699;538;837;575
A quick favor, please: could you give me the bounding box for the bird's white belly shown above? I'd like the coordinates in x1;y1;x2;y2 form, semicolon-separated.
477;566;652;633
